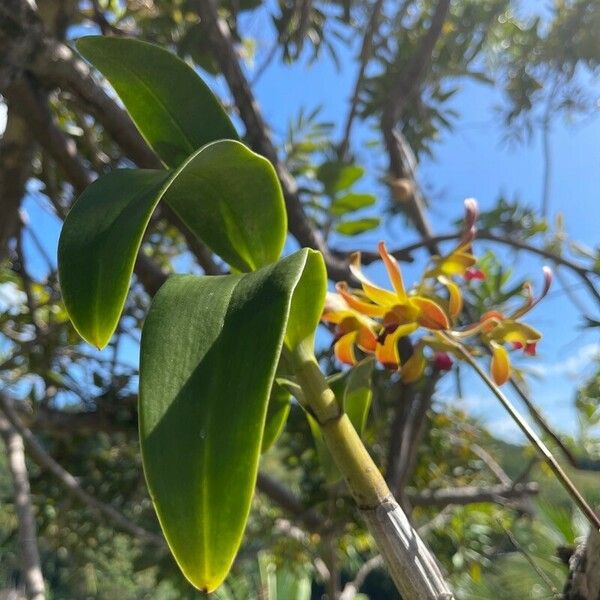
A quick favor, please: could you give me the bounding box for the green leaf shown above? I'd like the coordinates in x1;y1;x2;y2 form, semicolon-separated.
261;383;291;453
58;169;171;349
58;140;286;349
309;359;374;483
283;249;326;352
139;249;323;591
163;140;287;273
76;36;238;168
335;217;380;236
335;357;374;434
330;193;376;216
316;161;364;197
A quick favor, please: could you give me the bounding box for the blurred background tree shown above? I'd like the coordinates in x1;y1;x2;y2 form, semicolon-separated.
1;0;600;598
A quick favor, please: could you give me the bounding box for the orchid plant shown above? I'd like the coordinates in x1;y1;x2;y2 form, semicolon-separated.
57;36;600;598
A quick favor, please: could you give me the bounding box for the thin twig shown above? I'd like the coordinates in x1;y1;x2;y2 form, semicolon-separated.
442;334;600;532
500;521;561;598
337;0;387;159
0;394;166;547
341;230;600;306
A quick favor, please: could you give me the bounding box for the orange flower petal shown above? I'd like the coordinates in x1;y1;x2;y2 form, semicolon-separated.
490;343;510;385
334;331;358;365
376;334;400;370
480;310;503;334
349;252;398;306
378;241;407;299
411;297;450;330
384;303;421;328
336;282;387;318
357;325;378;353
402;344;426;383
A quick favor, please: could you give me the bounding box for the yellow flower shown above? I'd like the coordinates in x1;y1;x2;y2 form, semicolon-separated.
324;242;451;371
425;198;479;280
463;267;552;385
321;292;378;366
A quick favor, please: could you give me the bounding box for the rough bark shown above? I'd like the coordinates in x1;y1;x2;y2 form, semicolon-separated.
0;106;34;262
563;527;600;600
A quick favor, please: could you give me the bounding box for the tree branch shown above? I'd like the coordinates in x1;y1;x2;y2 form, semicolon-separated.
0;410;46;600
256;471;325;532
0;394;166;548
0;103;35;262
407;481;539;507
379;0;451;250
192;0;350;280
339;229;600;308
337;0;386;160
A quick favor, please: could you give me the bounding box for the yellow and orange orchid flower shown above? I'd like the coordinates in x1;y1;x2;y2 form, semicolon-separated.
321;292;378;366
425;199;479;280
324;242;451;373
321;198;550;388
465;267;552;385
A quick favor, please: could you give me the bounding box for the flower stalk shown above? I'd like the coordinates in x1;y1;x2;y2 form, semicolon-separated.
441;332;600;532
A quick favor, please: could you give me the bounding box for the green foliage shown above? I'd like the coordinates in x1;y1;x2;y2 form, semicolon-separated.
5;1;600;598
139;249;325;590
58;139;286;348
58;169;170;349
261;383;292;454
77;36;238;167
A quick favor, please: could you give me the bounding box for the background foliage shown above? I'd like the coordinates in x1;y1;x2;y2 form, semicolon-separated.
1;0;600;598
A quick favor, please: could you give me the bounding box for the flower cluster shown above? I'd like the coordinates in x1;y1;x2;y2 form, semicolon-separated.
322;199;551;385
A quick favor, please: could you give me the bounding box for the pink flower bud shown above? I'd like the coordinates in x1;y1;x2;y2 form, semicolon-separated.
464;267;486;281
433;351;453;371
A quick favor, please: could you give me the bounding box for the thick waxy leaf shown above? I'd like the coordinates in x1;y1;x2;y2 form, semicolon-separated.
283;249;326;352
139;249;324;591
58;140;286;348
261;383;291;453
77;36;238;168
58;169;170;348
309;359;374;483
163;140;287;273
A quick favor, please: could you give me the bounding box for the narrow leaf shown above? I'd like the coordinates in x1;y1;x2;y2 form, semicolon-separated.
77;36;238;168
330;193;376;216
317;161;364;196
261;383;291;453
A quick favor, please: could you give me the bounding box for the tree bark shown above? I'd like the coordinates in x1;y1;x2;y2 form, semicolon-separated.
563;526;600;600
0;413;45;600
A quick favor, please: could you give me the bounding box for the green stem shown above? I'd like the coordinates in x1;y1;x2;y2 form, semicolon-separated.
443;333;600;532
288;344;454;599
290;345;389;507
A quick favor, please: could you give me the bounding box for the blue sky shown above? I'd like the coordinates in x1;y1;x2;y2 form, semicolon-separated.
5;4;600;442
